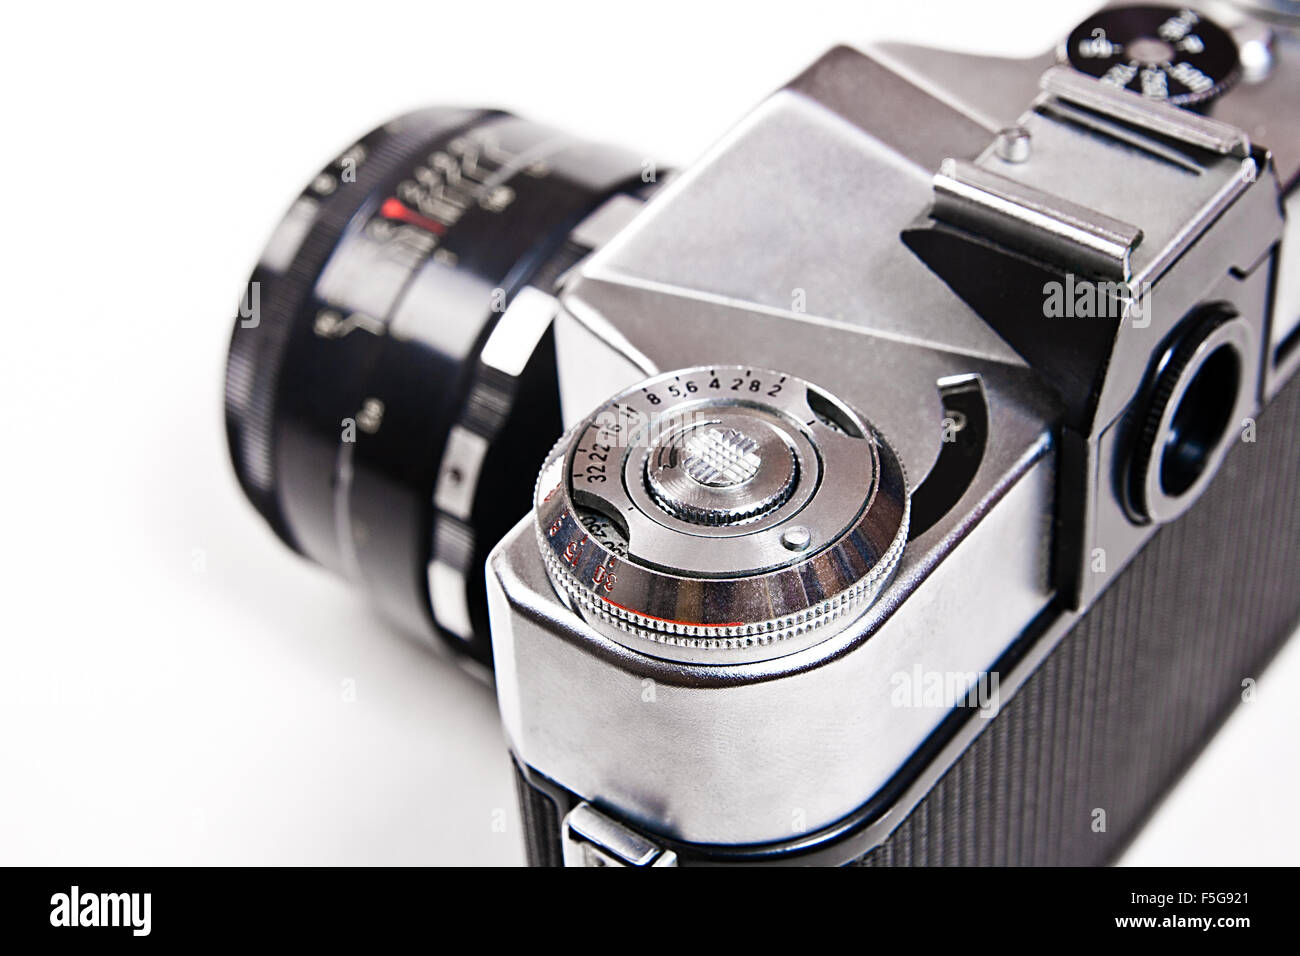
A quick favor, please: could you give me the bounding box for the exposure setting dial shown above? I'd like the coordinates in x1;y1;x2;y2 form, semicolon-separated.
534;366;910;665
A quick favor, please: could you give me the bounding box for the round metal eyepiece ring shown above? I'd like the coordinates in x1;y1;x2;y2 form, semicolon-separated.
1128;309;1254;524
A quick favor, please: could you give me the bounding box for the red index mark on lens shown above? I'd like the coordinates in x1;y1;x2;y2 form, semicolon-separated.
379;197;446;235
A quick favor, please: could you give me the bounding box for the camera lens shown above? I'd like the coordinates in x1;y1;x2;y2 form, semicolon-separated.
224;108;650;665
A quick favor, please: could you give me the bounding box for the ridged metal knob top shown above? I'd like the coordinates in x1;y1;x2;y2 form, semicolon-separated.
645;414;797;527
683;427;761;486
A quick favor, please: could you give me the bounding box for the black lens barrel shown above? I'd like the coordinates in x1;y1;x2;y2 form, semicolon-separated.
225;109;649;664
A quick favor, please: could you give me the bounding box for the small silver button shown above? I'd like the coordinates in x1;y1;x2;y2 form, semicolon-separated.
780;526;812;551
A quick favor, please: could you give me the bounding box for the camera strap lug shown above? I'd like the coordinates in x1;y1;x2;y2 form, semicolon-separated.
561;803;678;867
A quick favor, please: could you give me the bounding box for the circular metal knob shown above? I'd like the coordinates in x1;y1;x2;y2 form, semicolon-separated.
534;366;909;665
645;412;797;526
1062;5;1241;108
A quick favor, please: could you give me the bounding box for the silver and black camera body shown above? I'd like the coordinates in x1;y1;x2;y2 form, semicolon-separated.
486;2;1300;866
225;2;1300;866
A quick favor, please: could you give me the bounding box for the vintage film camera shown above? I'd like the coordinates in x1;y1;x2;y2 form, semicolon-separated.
226;2;1300;865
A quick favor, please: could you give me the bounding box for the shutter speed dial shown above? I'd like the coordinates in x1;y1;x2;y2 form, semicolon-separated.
1063;5;1241;108
534;367;910;664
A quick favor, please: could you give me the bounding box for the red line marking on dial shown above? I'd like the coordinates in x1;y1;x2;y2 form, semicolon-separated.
601;596;744;629
379;197;447;235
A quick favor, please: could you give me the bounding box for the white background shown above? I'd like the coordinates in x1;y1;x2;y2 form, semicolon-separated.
1;0;1297;865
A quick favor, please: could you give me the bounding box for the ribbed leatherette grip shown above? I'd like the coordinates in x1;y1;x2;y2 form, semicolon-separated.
855;369;1300;866
514;759;564;867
